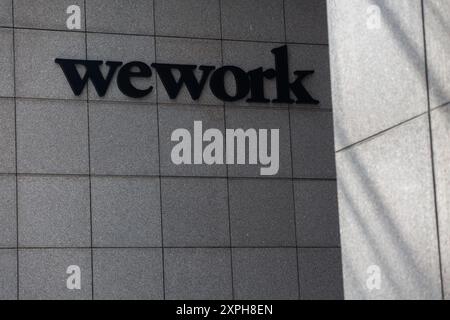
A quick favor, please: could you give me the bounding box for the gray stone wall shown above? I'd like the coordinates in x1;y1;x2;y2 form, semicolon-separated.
0;0;342;299
328;0;450;299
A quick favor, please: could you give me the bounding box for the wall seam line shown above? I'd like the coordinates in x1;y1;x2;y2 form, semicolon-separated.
152;0;166;300
218;0;235;301
420;0;445;300
11;0;19;301
0;24;330;46
336;110;429;153
83;0;95;301
283;0;302;301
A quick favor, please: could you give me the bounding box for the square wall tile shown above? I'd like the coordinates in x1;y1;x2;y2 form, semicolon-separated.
337;115;442;299
15;29;86;99
19;249;92;300
0;0;12;27
87;33;155;102
18;176;91;247
294;180;340;247
155;0;220;38
288;44;332;109
290;110;336;179
16;99;89;174
225;107;292;178
0;176;16;247
221;0;285;42
89;102;159;176
424;0;450;109
158;104;226;177
86;0;154;35
233;248;298;300
93;248;163;300
92;177;161;247
328;0;427;149
285;0;328;44
14;0;85;31
0;98;15;173
229;179;296;247
298;248;343;300
431;105;450;299
155;37;222;105
0;250;16;300
165;248;232;300
0;29;13;97
161;178;229;247
222;41;285;108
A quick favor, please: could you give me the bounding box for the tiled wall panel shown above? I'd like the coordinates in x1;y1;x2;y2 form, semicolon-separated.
0;0;340;300
329;0;450;299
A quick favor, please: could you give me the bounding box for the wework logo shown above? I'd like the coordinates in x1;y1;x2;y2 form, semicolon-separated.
55;45;318;104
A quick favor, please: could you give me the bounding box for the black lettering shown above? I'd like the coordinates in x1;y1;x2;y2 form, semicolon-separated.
55;58;122;97
151;63;214;100
246;67;276;103
56;45;318;103
271;45;319;104
210;66;250;102
117;61;153;98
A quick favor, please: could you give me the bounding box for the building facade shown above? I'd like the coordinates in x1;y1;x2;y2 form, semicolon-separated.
2;0;448;301
0;0;342;299
329;0;450;300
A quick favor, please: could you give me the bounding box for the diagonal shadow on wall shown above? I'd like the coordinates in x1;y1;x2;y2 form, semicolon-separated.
330;0;449;299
